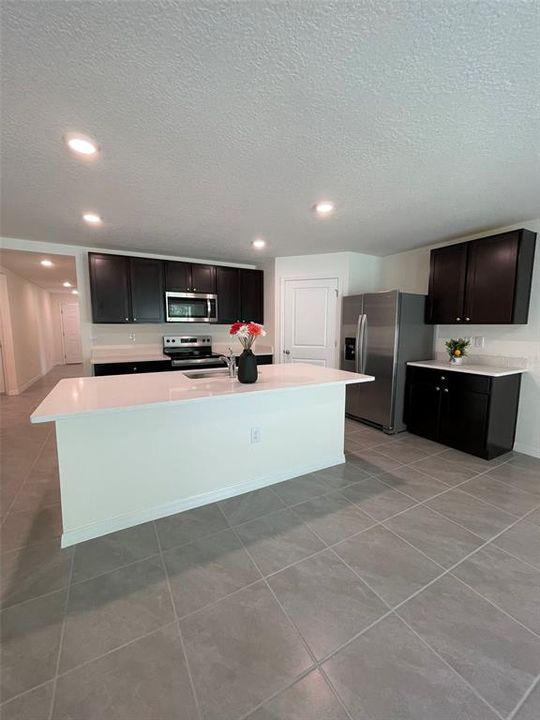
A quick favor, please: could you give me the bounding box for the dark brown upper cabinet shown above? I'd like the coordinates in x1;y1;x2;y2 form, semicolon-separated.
89;253;164;323
216;266;240;323
90;252;263;325
426;228;536;324
89;253;131;323
129;257;164;323
239;269;264;324
165;261;216;293
426;243;468;324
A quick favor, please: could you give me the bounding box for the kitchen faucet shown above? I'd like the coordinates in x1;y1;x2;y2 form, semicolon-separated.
219;347;237;378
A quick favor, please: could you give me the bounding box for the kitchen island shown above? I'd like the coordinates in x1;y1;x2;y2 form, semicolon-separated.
31;364;374;546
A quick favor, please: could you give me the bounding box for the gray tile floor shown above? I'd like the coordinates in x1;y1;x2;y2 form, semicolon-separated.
1;365;540;719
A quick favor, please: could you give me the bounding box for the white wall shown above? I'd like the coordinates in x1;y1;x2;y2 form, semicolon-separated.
0;266;65;393
379;219;540;458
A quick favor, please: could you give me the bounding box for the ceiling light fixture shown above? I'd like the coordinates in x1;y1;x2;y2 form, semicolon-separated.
83;212;102;225
252;238;266;250
63;281;72;287
41;259;54;267
72;289;79;295
314;200;335;217
65;132;98;156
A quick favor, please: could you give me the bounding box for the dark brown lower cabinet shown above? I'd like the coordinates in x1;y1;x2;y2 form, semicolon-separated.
404;366;521;459
93;355;273;377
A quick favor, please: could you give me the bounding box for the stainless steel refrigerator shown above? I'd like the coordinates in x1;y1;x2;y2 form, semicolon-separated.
340;290;434;433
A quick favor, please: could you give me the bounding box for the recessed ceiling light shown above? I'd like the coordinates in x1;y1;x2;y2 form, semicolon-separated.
63;281;72;287
83;212;102;225
65;132;98;156
252;238;266;250
72;289;79;295
314;201;335;217
41;259;54;267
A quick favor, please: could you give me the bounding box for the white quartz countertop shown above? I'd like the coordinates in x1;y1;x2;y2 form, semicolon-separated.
407;360;527;377
31;363;374;423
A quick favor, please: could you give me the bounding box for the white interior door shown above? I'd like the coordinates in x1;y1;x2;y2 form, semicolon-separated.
282;277;339;367
61;303;82;364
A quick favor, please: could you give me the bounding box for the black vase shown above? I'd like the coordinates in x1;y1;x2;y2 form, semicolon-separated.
237;349;258;383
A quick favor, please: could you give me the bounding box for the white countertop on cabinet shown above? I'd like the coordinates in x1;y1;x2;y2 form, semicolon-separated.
407;360;527;377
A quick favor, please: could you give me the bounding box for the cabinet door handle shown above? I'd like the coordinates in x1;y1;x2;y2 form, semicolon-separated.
283;349;290;355
441;376;445;380
193;287;197;291
133;318;137;322
125;317;129;321
465;317;470;321
443;388;449;393
435;386;440;391
456;317;461;321
133;366;138;371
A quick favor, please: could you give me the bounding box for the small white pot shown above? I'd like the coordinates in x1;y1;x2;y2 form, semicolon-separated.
450;356;463;365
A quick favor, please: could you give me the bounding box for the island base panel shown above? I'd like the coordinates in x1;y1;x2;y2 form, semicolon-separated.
56;384;346;546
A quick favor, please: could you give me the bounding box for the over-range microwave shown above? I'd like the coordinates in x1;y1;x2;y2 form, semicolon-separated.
165;292;218;323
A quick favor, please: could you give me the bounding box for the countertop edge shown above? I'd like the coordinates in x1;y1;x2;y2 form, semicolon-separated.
407;361;527;377
31;374;374;424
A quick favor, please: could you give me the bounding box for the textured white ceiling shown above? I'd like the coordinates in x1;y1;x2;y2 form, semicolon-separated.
0;249;78;292
2;1;539;262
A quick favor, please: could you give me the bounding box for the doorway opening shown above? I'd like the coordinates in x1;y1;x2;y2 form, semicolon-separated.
0;249;82;394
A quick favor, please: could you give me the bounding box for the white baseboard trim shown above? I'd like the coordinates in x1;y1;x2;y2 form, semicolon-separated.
514;442;540;459
8;372;43;395
61;453;345;547
7;362;61;395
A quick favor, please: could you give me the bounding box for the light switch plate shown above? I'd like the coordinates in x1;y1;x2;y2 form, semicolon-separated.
474;336;485;348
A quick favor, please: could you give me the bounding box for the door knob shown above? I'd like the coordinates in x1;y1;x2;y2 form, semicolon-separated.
283;349;290;355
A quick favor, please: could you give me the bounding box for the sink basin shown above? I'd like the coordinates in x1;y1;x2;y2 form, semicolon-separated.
183;369;231;379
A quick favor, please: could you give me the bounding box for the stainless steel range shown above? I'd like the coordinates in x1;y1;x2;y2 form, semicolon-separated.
163;335;226;369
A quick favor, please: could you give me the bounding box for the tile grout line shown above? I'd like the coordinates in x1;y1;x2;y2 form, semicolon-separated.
299;497;540;675
394;611;507;720
47;541;75;720
1;426;53;526
324;541;507;720
447;572;540;640
217;503;335;718
151;520;204;720
506;673;540;720
302;513;515;719
374;518;540;640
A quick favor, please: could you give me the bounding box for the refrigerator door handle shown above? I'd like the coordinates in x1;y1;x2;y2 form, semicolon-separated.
356;314;367;374
360;314;368;373
355;314;362;374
